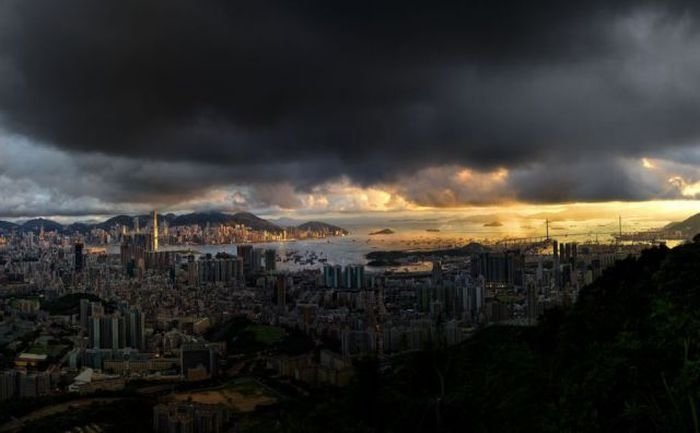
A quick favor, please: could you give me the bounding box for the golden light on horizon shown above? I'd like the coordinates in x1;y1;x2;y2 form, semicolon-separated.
642;158;655;169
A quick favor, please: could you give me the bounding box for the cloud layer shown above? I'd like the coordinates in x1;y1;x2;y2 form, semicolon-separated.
1;1;700;216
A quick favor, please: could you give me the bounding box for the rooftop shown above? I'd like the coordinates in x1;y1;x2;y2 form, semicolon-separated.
16;353;48;361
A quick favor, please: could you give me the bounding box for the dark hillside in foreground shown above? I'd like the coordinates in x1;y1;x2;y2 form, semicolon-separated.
265;239;700;433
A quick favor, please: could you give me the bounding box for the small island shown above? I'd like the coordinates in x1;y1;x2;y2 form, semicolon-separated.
483;221;503;227
369;228;395;235
426;228;441;232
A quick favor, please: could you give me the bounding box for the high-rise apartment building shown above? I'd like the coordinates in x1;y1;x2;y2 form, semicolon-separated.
74;242;84;272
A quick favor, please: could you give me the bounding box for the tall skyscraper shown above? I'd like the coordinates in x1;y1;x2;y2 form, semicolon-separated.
323;264;343;288
343;264;365;289
237;244;253;274
127;308;146;350
275;275;287;311
80;298;90;329
527;282;538;325
74;242;84;273
111;314;126;350
89;316;101;349
473;252;523;286
251;248;264;273
265;249;276;272
152;210;159;251
432;261;443;286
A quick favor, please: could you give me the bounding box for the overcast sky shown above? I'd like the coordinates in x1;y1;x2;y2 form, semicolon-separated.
1;0;700;218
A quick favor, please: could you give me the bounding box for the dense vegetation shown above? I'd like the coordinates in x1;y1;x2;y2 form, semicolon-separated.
206;317;314;356
266;240;700;432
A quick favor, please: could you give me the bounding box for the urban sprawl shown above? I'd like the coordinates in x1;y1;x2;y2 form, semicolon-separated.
0;211;659;432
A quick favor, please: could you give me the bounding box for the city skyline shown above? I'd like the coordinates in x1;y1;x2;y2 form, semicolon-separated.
0;201;698;236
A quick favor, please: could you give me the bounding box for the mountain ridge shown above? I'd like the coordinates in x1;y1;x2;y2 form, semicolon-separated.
296;221;349;235
0;212;347;235
665;212;700;235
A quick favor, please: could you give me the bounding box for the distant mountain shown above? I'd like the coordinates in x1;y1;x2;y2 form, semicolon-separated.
1;211;286;234
95;213;175;231
136;213;176;226
271;217;303;227
170;211;283;232
0;221;19;232
666;213;700;235
95;215;138;231
21;218;64;233
0;213;346;236
65;222;91;233
171;211;234;227
296;221;349;235
229;212;283;232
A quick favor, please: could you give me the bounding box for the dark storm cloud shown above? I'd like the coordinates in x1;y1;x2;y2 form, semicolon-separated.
1;0;700;210
510;160;656;203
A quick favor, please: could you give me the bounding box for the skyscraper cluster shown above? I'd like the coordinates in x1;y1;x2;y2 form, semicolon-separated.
81;299;145;350
322;264;365;289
